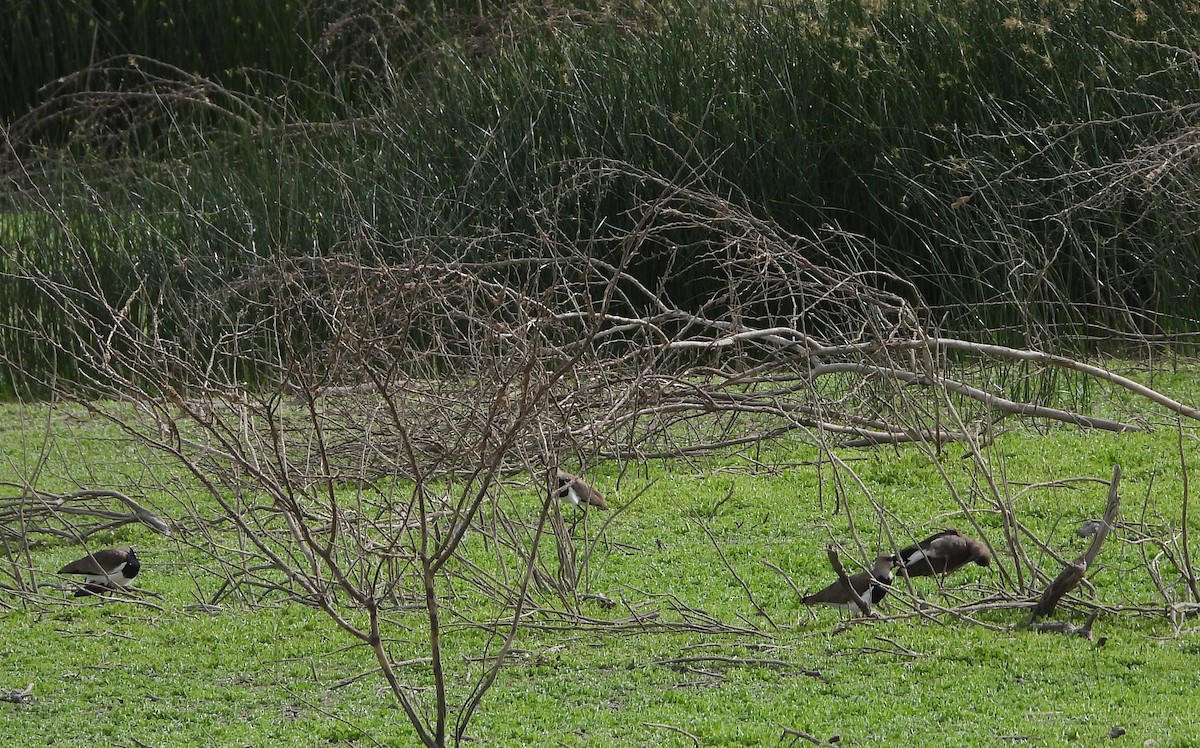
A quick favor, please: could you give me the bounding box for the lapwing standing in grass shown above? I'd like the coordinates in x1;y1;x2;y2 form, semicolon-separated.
57;546;141;597
897;529;990;578
802;554;898;613
554;469;609;511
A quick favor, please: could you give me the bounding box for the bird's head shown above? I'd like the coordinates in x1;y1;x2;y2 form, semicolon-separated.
873;554;900;575
965;538;992;567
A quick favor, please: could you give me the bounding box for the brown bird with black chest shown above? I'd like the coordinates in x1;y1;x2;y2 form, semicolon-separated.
58;546;141;596
897;528;990;577
554;469;609;511
802;554;898;612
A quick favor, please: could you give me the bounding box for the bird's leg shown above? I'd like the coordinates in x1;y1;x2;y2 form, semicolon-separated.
936;571;952;597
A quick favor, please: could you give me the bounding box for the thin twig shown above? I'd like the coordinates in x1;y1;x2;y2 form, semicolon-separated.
825;546;875;618
692;515;776;629
642;722;701;748
781;726;825;746
1176;422;1199;602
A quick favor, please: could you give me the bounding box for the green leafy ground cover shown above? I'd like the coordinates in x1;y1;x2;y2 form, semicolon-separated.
3;367;1200;747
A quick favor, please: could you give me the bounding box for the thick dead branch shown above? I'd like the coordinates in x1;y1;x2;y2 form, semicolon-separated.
0;487;171;542
813;363;1142;433
1176;422;1200;602
1030;465;1122;621
1029;561;1087;622
925;339;1200;422
1083;465;1123;568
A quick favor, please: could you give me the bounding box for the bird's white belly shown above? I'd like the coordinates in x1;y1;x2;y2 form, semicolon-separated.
564;487;582;506
86;563;133;588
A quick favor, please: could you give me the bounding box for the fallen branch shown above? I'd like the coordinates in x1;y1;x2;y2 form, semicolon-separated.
0;683;33;707
813;363;1142;433
1030;465;1122;621
781;726;829;746
1029;561;1087;622
0;486;171;540
642;722;700;748
654;655;826;682
925;338;1200;422
857;635;922;658
1028;611;1099;640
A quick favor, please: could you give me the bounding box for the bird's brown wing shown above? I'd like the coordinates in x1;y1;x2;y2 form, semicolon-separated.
802;570;872;605
558;470;608;509
57;547;127;576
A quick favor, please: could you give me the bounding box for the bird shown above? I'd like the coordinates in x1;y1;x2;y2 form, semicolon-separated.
57;546;141;596
553;469;609;511
897;528;990;578
1076;519;1104;538
802;554;898;612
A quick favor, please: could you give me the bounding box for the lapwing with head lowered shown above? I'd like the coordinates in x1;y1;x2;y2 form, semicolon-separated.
802;554;898;613
553;469;609;511
57;546;141;596
897;528;990;578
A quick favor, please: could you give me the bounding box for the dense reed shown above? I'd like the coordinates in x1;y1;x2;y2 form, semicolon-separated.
3;0;1200;393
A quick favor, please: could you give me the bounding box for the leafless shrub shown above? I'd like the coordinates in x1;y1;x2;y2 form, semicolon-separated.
0;56;262;172
8;156;1200;743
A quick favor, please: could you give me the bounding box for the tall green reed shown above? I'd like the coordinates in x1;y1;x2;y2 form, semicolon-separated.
4;0;1200;393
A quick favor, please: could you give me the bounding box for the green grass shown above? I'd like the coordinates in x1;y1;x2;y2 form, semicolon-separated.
6;2;1200;741
3;606;1196;747
4;368;1200;746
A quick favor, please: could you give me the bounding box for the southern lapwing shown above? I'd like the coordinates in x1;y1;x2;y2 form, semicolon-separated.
57;546;141;596
553;469;609;511
897;528;990;578
802;554;898;612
